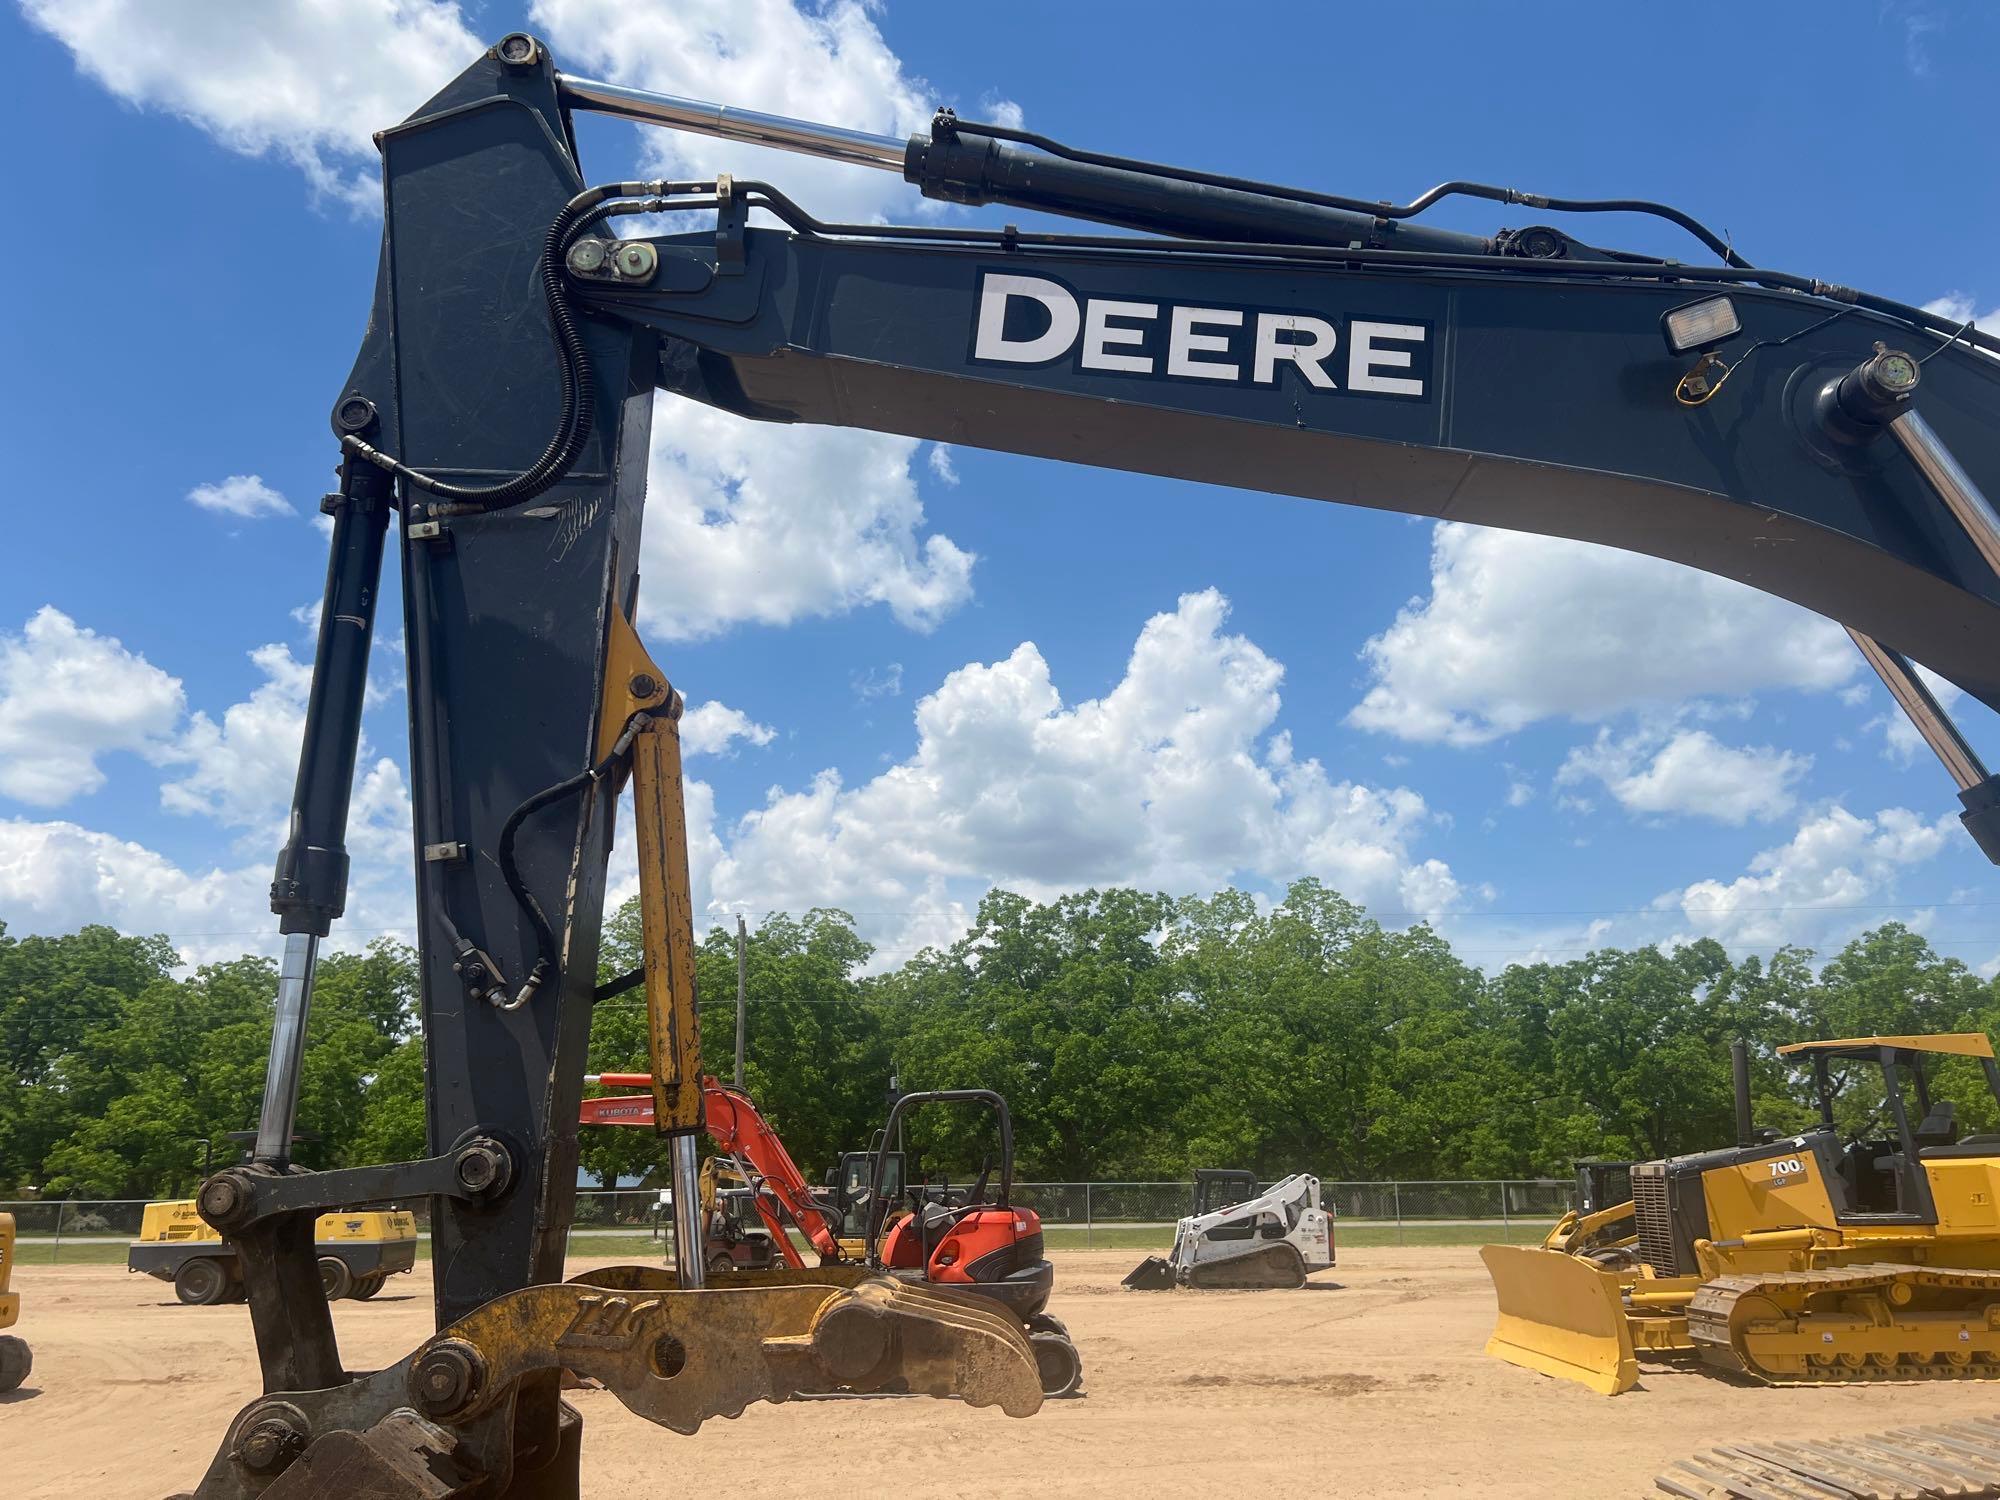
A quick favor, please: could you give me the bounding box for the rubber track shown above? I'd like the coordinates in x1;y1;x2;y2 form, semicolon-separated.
1657;1414;2000;1499
1688;1263;2000;1385
1185;1242;1307;1290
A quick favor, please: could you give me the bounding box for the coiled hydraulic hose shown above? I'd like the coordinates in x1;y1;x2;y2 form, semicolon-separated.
339;180;672;511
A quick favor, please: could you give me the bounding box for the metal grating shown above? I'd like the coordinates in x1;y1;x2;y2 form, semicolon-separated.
1656;1415;2000;1498
1631;1165;1679;1277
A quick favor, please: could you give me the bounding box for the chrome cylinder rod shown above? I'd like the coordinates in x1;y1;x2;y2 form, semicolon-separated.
670;1133;706;1288
1847;627;1988;791
1892;408;2000;579
557;74;906;173
254;931;320;1163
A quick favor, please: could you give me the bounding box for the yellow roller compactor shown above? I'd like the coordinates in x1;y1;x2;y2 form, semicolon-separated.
1485;1033;2000;1393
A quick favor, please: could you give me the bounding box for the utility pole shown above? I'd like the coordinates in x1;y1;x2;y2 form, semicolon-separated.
733;914;748;1089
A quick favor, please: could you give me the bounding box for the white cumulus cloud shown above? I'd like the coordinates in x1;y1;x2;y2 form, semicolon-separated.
690;589;1460;955
0;609;413;962
529;0;986;224
0;608;185;807
0;817;266;959
0;811;413;967
1559;725;1810;826
1348;523;1858;746
34;0;982;643
187;474;291;519
159;644;313;835
638;398;974;639
1925;292;2000;341
22;0;482;210
1661;805;1957;950
679;701;776;758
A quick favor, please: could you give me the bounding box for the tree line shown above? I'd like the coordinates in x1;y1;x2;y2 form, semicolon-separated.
4;878;1997;1202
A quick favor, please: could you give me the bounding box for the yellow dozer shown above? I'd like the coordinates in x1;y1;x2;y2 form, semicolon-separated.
1484;1033;2000;1393
0;1211;29;1393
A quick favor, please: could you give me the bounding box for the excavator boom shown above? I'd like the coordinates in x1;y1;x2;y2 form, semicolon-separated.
180;27;2000;1497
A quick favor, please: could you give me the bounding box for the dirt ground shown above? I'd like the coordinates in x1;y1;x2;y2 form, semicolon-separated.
7;1244;1996;1498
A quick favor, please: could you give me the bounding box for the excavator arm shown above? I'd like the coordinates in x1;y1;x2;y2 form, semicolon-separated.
183;27;2000;1499
580;1074;846;1266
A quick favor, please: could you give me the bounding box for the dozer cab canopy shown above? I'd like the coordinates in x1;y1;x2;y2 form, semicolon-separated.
1781;1033;2000;1166
1778;1033;1998;1061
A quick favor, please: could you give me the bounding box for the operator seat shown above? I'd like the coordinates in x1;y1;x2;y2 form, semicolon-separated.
1915;1100;1958;1149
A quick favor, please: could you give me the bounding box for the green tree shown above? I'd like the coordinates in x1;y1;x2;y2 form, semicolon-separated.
882;888;1186;1180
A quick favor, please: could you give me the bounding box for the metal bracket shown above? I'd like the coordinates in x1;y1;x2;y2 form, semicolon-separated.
597;608;676;764
424;841;467;863
407;520;452;549
197;1140;516;1237
715;173;747;276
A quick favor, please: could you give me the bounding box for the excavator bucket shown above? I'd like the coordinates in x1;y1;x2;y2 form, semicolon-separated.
1122;1255;1178;1291
1479;1244;1638;1396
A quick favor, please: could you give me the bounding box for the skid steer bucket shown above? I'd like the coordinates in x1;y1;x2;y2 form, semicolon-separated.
1122;1255;1178;1291
1479;1244;1638;1395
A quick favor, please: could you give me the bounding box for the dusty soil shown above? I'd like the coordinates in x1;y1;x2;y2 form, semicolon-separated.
7;1245;1995;1497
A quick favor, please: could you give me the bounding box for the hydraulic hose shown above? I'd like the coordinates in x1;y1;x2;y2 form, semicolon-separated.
340;181;672;511
491;718;646;1011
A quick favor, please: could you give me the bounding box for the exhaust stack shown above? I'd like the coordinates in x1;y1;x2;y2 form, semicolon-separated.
1732;1039;1754;1147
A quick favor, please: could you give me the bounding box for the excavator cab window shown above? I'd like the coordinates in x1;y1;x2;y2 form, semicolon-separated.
1193;1169;1258;1218
836;1150;905;1238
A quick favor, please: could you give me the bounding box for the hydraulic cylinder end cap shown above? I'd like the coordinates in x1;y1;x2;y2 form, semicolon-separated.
614;241;659;280
1818;344;1920;442
496;32;541;68
198;1171;254;1230
1855;345;1920;405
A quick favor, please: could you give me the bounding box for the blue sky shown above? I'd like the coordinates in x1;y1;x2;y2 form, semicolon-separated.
4;0;1999;974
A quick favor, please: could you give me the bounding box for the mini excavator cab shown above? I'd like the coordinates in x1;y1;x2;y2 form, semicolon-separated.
828;1147;906;1244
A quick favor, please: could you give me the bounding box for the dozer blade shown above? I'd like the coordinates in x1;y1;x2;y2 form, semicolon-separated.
1480;1243;1638;1396
1123;1255;1179;1291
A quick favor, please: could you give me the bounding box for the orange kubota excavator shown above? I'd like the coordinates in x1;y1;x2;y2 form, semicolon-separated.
584;1078;1082;1395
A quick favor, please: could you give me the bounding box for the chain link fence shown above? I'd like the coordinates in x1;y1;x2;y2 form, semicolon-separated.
3;1177;1578;1263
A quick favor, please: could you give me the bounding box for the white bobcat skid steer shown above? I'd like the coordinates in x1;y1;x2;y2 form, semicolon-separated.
1124;1171;1334;1290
